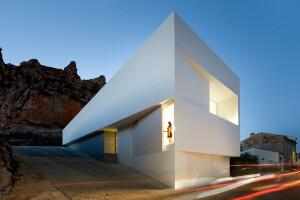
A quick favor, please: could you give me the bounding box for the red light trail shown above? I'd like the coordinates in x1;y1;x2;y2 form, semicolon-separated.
232;179;300;200
1;171;299;200
230;163;299;167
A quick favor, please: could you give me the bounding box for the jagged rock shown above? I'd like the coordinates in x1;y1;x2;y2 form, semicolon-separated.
64;61;80;81
0;141;16;196
0;48;106;145
0;47;4;67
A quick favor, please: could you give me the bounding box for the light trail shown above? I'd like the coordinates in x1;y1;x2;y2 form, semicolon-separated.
247;171;300;182
230;163;299;167
2;171;299;200
182;183;232;192
251;179;300;192
232;179;300;200
162;175;263;198
169;174;276;200
168;172;300;199
164;183;233;197
213;174;261;184
252;183;281;191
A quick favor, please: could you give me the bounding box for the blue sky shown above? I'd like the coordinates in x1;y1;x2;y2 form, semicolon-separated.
1;0;299;143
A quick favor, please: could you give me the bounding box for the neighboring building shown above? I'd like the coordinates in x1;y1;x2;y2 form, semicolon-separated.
296;152;300;163
242;148;281;164
241;132;297;166
63;12;240;189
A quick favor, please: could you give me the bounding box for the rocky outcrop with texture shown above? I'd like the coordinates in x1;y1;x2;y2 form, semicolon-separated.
0;141;17;196
0;48;105;145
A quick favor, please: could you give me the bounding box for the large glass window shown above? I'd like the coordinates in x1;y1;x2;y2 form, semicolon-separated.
178;48;239;125
209;82;239;125
162;99;174;150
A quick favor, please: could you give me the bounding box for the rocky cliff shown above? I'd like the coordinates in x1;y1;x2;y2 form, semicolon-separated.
0;48;105;145
0;141;17;196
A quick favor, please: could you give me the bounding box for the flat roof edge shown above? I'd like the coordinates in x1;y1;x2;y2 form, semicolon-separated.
63;130;104;146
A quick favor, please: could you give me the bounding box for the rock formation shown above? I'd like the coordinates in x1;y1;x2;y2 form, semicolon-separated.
0;141;17;196
0;48;106;145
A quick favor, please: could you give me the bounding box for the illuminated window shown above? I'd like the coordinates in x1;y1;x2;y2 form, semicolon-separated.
209;100;217;115
177;49;239;125
209;82;239;125
162;99;174;148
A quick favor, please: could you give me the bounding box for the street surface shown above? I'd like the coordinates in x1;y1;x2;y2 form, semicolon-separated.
11;146;300;200
167;172;300;200
200;171;300;200
12;146;169;200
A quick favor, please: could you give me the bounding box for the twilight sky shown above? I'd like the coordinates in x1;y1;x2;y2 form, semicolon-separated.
1;0;299;144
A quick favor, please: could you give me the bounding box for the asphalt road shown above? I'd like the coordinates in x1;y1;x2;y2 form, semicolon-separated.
12;146;169;200
198;172;300;200
12;146;300;200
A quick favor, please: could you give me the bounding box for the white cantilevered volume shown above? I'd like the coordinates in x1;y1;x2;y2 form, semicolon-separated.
63;12;240;189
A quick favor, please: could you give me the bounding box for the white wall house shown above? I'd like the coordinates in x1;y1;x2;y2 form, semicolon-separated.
242;148;281;165
63;12;240;189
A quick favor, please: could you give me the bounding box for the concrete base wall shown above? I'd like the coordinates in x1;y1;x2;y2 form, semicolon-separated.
132;149;175;188
117;107;175;188
175;150;229;189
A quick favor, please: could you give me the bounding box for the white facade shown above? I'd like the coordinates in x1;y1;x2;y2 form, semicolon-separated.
63;12;240;189
242;148;281;165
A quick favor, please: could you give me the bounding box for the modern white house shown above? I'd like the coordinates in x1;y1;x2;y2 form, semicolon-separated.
63;12;240;189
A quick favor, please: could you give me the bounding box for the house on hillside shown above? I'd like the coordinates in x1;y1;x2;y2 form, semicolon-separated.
241;132;297;169
63;12;240;189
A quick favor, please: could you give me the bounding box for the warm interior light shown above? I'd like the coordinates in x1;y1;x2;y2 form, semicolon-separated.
209;96;238;125
162;103;174;146
178;48;239;125
210;100;217;115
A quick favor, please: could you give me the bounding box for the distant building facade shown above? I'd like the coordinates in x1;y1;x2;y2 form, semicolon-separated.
297;152;300;163
241;132;297;166
242;148;280;165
